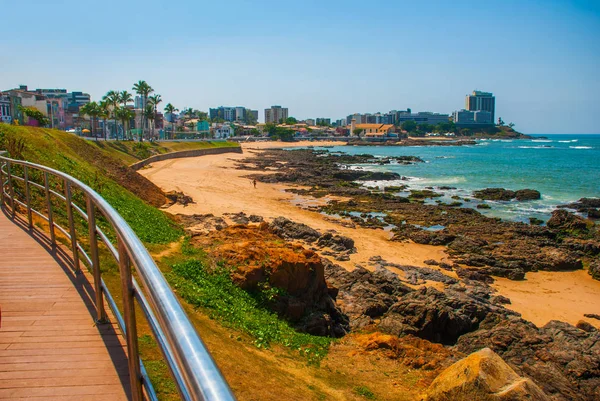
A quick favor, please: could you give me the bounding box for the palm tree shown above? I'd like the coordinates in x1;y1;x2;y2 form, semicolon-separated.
116;107;135;141
144;105;155;140
148;94;162;139
98;100;111;140
132;81;154;141
80;102;101;140
103;91;120;139
164;103;178;140
118;91;133;140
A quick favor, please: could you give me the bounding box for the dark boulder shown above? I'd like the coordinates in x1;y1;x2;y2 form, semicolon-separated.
515;189;541;201
589;260;600;280
547;209;589;232
269;217;321;242
473;188;516;201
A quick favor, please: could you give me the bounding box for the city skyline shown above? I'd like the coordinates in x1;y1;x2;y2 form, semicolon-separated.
1;0;599;134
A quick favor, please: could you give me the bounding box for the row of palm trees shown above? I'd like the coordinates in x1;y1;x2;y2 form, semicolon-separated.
79;80;179;142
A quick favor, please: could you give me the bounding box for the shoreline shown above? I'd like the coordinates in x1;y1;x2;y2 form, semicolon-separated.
140;141;600;329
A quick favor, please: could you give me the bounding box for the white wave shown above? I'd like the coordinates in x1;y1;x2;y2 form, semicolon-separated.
517;146;555;149
558;139;578;143
569;146;593;149
418;176;467;185
532;139;553;143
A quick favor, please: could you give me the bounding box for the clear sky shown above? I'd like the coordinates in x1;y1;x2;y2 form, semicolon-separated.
2;0;599;133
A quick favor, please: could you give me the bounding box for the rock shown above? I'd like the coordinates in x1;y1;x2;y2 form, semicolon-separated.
456;318;600;401
423;259;440;266
423;348;549;401
455;267;494;284
587;208;600;219
529;217;544;225
269;217;321;242
584;313;600;320
474;188;516;201
515;189;541;201
324;261;412;329
317;232;356;253
576;320;597;332
546;209;589;232
165;190;195;206
589;260;600;280
379;286;516;345
477;203;492;209
248;214;264;223
492;295;512;305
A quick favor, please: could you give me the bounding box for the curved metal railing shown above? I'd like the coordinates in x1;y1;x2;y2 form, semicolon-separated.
0;151;236;401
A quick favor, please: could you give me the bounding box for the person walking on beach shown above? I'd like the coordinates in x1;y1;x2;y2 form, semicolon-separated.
252;179;257;189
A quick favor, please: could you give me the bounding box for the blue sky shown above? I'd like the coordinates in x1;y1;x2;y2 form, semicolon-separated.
1;0;599;133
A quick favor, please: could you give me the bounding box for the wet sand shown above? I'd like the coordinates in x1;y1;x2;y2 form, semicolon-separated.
140;141;600;328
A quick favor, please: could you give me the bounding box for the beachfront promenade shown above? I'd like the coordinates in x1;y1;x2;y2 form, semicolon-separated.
0;211;131;400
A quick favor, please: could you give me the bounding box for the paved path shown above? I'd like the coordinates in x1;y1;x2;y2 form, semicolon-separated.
0;211;131;400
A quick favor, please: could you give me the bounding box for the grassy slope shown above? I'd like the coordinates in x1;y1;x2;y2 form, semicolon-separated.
0;124;431;401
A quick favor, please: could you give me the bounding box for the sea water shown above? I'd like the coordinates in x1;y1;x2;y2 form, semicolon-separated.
309;134;600;223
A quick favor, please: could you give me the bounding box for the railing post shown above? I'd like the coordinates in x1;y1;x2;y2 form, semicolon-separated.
118;238;143;401
44;172;56;247
0;161;4;206
86;197;106;323
23;165;33;229
64;180;81;273
6;161;16;216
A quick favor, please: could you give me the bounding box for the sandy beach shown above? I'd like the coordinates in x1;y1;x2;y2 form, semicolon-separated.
140;141;600;328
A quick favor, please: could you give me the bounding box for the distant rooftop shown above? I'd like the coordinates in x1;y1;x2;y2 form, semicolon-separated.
472;90;494;97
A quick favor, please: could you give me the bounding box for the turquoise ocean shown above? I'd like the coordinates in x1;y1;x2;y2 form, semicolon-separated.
311;134;600;223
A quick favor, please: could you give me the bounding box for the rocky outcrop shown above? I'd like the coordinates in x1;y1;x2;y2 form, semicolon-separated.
269;217;321;242
423;348;549;401
515;189;542;201
474;188;541;201
379;285;517;345
547;209;590;233
165;190;194;206
456;317;600;401
194;224;349;337
474;188;517;201
558;198;600;219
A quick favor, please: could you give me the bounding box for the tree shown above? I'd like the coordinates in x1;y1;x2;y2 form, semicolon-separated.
103;90;120;139
285;117;298;125
132;80;154;141
508;122;515;129
144;105;155;139
79;101;102;140
148;94;162;139
401;120;417;132
353;128;364;137
118;91;133;140
116;107;135;140
164;103;178;140
98;100;111;140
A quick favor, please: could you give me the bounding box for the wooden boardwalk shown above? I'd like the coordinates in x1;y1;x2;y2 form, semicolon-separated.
0;210;131;400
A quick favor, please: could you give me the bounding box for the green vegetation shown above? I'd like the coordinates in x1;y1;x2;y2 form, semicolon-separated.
18;106;50;127
353;386;377;399
264;123;296;142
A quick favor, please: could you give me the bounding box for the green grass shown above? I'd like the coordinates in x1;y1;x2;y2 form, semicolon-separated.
353;386;377;399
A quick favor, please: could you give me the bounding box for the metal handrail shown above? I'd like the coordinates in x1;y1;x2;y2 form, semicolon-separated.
0;151;235;401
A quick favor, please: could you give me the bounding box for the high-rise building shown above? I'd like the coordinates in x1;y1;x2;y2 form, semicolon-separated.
264;105;288;123
466;91;495;123
316;118;331;126
210;106;256;122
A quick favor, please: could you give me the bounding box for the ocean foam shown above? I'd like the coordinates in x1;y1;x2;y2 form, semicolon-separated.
569;146;593;149
517;146;555;149
532;139;553;143
558;139;578;143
